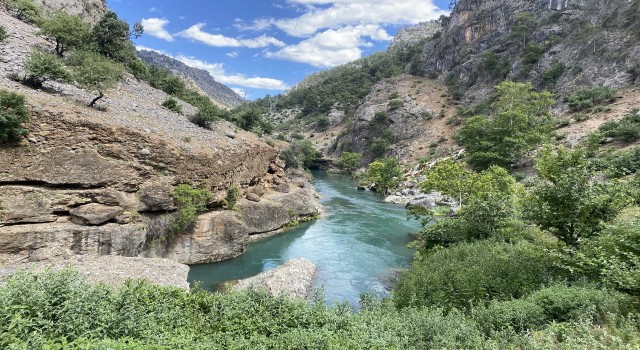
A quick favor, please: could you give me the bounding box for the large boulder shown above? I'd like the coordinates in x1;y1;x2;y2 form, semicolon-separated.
70;203;125;225
232;258;316;299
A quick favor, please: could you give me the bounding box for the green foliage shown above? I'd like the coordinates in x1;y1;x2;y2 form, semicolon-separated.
524;145;635;247
189;103;225;129
628;64;640;82
38;12;91;57
338;151;362;174
567;86;617;112
0;89;30;143
146;65;187;95
599;109;640;143
473;284;631;334
279;140;320;169
169;184;212;235
573;208;640;295
0;25;7;42
224;184;241;209
22;49;69;88
66;50;125;107
510;12;536;46
394;240;557;310
161;97;182;113
315;115;330;131
232;108;272;134
455;81;554;170
6;0;40;23
361;157;403;194
540;60;566;89
388;99;404;111
481;52;510;79
90;11;139;63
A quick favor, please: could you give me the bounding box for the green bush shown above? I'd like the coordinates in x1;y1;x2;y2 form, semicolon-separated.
338;151;362;174
0;25;7;41
361;157;402;194
38;11;91;57
599;109;640;143
279;140;320;169
393;240;559;310
473;284;631;334
628;64;640;82
6;0;40;23
567;86;617;112
224;184;241;209
23;49;69;88
573;208;640;295
0;89;30;143
540;60;566;89
169;184;212;236
66;50;125;107
388;99;404;111
161;97;182;113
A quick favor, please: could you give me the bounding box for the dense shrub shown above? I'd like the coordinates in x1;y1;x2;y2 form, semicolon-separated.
567;86;617;112
0;89;30;143
169;184;212;236
6;0;40;23
361;157;403;194
0;25;7;41
388;99;404;111
23;49;69;88
338;151;362;174
66;50;125;107
599;109;640;143
38;11;91;57
473;284;631;334
279;140;320;169
573;208;640;295
224;184;241;209
161;97;182;113
540;60;566;89
393;240;559;310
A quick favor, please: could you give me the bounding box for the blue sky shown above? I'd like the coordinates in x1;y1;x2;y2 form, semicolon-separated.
108;0;450;99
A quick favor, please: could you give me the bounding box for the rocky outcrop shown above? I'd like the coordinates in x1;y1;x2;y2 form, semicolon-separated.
0;256;190;290
137;49;244;109
34;0;107;24
391;21;441;48
231;258;316;299
421;0;640;102
0;9;321;270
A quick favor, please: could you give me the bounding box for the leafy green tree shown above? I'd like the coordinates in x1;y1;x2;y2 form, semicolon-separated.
0;89;30;143
67;51;125;107
362;157;403;194
280;140;320;169
234;108;262;131
23;49;69;88
38;12;90;57
224;184;241;210
524;145;635;247
90;11;142;63
338;151;362;174
456;81;554;170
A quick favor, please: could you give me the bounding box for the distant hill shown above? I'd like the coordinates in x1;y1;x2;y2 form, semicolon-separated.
137;49;244;109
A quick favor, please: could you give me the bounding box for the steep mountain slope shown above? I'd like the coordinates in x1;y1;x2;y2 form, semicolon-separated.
0;8;319;272
262;0;639;168
137;49;244;109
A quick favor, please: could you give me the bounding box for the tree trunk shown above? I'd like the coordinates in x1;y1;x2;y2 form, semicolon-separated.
55;39;64;57
88;91;104;107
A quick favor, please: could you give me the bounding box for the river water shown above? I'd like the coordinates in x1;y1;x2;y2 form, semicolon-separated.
188;171;421;305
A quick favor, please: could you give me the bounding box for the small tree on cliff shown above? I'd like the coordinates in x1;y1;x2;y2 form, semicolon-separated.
0;89;30;143
38;12;91;57
67;51;124;107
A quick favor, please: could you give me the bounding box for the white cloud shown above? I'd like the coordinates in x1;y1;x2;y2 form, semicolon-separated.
148;7;161;13
234;17;272;32
266;24;392;68
176;55;290;91
226;51;239;58
141;18;174;41
178;23;285;48
275;0;446;37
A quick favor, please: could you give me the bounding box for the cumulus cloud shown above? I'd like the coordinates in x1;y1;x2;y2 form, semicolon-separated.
179;23;285;48
266;24;392;68
175;55;290;90
141;18;174;41
275;0;447;37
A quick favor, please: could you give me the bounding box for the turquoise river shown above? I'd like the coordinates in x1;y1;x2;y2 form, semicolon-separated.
188;171;421;306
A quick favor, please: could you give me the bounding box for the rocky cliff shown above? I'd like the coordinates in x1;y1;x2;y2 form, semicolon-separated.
420;0;640;102
137;49;245;109
0;9;320;272
34;0;107;24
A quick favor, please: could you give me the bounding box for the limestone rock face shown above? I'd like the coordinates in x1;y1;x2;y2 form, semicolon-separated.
232;258;316;299
70;203;125;225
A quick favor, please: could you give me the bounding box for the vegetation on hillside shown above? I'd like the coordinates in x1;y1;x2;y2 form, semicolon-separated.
0;89;30;143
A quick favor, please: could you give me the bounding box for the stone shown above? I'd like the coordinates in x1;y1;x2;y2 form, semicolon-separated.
225;131;236;139
274;183;290;193
232;258;316;299
138;181;175;211
138;148;151;157
70;203;125;225
246;193;261;202
384;195;405;204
